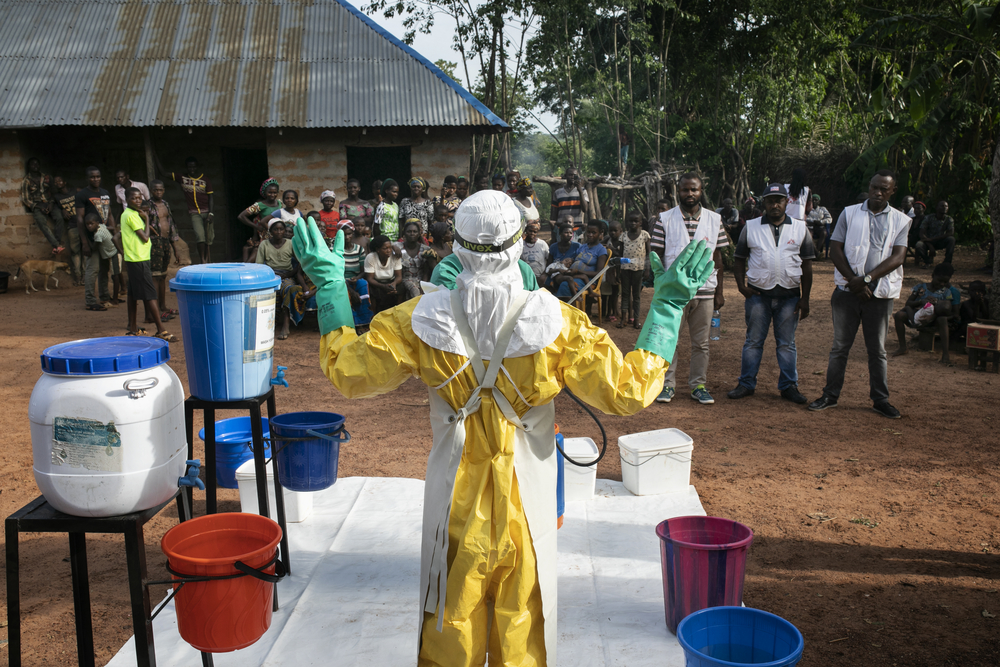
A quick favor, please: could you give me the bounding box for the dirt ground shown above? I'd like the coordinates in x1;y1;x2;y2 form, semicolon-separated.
0;247;997;667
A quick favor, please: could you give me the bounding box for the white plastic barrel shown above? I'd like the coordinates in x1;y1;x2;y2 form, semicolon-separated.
29;337;187;517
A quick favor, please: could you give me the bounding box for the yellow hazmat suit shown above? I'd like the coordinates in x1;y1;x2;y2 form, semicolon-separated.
294;190;713;667
319;297;665;666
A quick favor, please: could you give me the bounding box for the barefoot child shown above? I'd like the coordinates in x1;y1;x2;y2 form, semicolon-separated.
84;213;119;308
146;180;180;319
619;211;650;327
120;187;176;341
892;263;959;363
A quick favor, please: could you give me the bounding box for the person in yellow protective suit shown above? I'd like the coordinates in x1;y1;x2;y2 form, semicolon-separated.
292;190;713;667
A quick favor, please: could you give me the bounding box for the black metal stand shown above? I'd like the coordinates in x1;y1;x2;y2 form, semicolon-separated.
184;387;291;578
5;492;192;667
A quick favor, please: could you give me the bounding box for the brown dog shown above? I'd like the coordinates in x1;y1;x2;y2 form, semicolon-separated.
14;260;71;294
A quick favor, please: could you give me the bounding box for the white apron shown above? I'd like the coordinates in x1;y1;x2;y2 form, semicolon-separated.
418;288;559;664
659;207;721;292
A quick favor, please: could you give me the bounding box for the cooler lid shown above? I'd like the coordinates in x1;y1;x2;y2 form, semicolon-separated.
618;428;693;454
41;337;169;375
169;263;280;292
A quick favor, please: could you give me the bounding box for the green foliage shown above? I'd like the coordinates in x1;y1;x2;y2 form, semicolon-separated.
366;0;999;240
433;60;462;85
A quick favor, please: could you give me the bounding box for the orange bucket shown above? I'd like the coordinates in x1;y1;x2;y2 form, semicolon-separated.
161;513;282;652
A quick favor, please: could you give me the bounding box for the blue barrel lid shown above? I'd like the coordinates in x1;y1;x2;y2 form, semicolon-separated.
169;263;280;293
41;337;170;375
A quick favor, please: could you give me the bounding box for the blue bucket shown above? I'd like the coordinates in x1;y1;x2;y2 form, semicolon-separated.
677;607;804;667
198;416;271;489
270;412;350;492
170;263;280;401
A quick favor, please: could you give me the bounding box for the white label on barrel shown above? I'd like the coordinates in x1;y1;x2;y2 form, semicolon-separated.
244;293;276;363
51;416;124;472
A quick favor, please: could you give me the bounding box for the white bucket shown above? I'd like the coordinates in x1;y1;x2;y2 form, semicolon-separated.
29;337;187;517
562;437;599;501
235;459;313;523
618;428;693;496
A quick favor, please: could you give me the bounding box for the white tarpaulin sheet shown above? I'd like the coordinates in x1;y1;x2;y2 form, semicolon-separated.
108;477;705;666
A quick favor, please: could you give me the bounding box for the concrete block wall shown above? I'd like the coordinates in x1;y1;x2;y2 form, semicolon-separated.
265;129;348;213
0;130;56;268
410;127;472;196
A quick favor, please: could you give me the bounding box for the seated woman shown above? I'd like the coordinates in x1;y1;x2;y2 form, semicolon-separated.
364;234;403;313
394;220;430;300
546;221;581;291
555;221;608;310
255;220;313;340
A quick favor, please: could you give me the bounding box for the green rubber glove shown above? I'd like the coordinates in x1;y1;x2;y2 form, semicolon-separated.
635;240;715;361
429;253;540;291
292;217;354;335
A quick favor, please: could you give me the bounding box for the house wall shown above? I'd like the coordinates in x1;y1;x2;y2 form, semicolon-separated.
0;130;50;266
1;125;476;268
6;127;268;264
265;126;473;211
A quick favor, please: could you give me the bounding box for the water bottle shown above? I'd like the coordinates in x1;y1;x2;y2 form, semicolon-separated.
710;310;721;340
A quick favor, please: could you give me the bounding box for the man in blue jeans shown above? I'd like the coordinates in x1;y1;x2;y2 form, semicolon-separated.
728;183;814;403
809;169;909;419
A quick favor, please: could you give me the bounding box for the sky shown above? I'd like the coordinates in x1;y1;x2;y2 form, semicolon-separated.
363;4;557;133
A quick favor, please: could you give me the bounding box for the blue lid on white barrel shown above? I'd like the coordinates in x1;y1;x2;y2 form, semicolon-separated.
169;263;280;293
41;337;170;375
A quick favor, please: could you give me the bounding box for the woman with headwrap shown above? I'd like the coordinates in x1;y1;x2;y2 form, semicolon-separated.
318;189;342;239
293;192;713;666
401;177;434;235
238;177;282;262
373;179;400;240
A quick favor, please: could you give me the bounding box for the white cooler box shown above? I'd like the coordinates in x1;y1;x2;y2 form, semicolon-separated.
618;428;693;496
235;459;313;522
561;437;600;501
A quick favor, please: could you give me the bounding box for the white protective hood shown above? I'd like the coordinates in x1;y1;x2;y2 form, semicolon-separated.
412;190;562;361
452;191;526;359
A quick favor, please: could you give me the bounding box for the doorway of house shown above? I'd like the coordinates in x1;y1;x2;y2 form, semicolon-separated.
346;146;412;202
222;148;270;260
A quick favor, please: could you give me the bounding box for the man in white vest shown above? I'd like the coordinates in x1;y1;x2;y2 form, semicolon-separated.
729;183;814;403
808;169;909;419
651;172;727;404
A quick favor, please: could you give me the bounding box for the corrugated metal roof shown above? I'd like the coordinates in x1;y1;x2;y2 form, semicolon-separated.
0;0;509;130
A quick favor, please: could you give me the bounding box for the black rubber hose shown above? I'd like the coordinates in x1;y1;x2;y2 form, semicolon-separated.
557;387;608;467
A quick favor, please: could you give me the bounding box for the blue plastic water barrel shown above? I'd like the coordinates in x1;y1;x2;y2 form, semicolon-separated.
170;264;281;401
